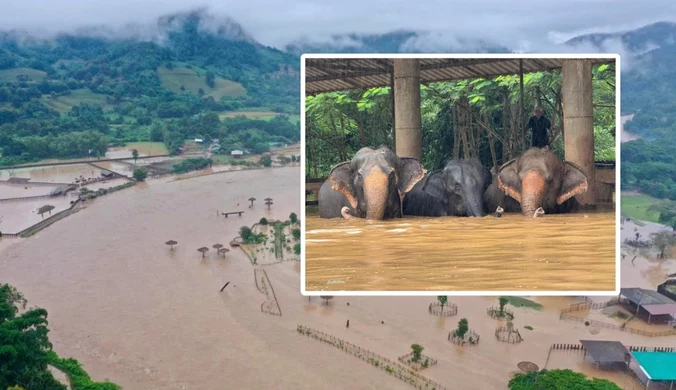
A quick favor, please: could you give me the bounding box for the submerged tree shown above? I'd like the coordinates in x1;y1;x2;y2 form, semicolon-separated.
132;149;139;164
454;318;469;339
248;197;256;207
410;344;424;362
165;240;178;250
289;213;298;224
437;295;448;311
197;247;209;258
651;230;676;259
265;199;273;210
499;296;509;314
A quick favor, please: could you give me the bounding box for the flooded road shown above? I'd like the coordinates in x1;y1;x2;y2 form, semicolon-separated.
305;212;616;292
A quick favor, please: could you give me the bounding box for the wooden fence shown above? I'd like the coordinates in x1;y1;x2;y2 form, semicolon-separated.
397;352;438;370
429;302;458;317
448;329;480;346
486;306;514;320
559;301;676;337
253;268;282;316
495;326;523;344
0;194;59;203
297;325;448;390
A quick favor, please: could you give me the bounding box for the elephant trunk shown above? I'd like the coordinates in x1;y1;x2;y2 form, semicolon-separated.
520;170;545;216
466;198;485;217
363;171;389;220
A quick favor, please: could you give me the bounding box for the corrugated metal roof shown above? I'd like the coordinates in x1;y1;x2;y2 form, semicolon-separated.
305;57;615;95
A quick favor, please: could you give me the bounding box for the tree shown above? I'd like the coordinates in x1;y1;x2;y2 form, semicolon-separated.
292;228;300;241
0;284;68;389
293;243;301;255
260;155;272;167
240;226;253;243
165;240;177;250
410;344;424;362
131;148;139;164
289;213;298;224
454;318;469;339
651;230;676;259
509;369;621;390
437;295;448;311
259;218;268;226
499;296;509;314
197;247;209;258
133;168;147;181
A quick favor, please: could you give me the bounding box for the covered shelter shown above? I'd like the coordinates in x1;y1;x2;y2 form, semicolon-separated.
304;56;616;207
631;351;676;389
619;288;676;324
579;340;631;370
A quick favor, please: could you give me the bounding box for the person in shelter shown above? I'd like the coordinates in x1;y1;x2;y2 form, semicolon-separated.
527;105;551;148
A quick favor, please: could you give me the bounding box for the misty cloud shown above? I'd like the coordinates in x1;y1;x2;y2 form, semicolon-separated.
2;0;676;59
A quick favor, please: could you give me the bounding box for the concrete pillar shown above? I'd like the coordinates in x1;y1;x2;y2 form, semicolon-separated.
562;59;596;206
393;59;422;161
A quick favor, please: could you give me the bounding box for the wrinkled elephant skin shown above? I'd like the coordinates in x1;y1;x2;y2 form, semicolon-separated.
489;147;588;216
403;158;492;217
318;146;426;220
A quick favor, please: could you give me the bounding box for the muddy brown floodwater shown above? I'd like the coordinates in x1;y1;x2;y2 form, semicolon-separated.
305;212;616;292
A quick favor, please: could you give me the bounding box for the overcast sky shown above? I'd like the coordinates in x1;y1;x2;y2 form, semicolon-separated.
2;0;675;51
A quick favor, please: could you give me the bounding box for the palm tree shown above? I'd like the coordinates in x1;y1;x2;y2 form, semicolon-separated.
165;240;178;250
248;197;256;208
197;247;209;258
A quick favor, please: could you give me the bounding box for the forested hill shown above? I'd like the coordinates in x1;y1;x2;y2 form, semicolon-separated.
0;11;300;165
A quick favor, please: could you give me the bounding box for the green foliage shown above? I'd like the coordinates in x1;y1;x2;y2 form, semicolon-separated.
410;344;424;362
454;318;469;339
260;155;272;167
0;16;300;165
499;296;509;313
0;284;65;390
172;158;212;173
0;284;120;390
259;217;268;226
133;167;148;181
622;139;676;200
305;66;615;178
289;213;298;224
132;148;139;162
437;295;448;309
47;351;120;390
509;369;621;390
293;243;301;255
239;225;264;244
292;228;301;241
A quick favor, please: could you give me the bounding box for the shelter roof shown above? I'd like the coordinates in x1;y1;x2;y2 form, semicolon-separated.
621;288;676;307
632;351;676;381
305;57;615;95
580;340;631;364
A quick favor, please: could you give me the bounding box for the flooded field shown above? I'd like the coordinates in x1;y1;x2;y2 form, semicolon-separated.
305;212;617;292
91;161;135;177
0;182;60;198
1;163;102;183
0;170;673;390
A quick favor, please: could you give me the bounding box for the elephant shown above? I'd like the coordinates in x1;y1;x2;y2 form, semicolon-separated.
402;158;492;217
484;146;589;216
318;146;426;220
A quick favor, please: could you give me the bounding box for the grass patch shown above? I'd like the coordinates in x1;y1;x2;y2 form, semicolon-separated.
273;222;284;258
524;325;534;330
0;67;47;82
505;297;543;311
40;89;113;113
118;142;168;155
157;66;246;98
47;351;120;390
621;193;664;223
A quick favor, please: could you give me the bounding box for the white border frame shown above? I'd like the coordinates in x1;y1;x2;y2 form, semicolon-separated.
300;53;621;297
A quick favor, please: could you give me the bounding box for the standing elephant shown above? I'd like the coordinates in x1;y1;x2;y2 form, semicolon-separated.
484;147;589;216
318;146;426;220
402;158;491;217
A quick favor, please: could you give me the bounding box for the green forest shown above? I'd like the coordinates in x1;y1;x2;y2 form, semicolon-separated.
306;64;616;178
0;13;300;166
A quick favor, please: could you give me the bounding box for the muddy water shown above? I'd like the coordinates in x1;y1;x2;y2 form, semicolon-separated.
1;171;673;390
305;212;616;292
1;164;102;183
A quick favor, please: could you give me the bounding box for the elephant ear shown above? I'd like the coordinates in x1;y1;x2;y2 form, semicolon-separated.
497;158;522;203
397;158;426;195
328;161;358;209
557;161;588;205
420;170;447;200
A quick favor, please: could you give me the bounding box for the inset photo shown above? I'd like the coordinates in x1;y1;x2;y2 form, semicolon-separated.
301;54;620;294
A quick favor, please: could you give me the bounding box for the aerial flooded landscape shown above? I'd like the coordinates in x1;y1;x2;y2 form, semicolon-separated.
2;4;676;390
